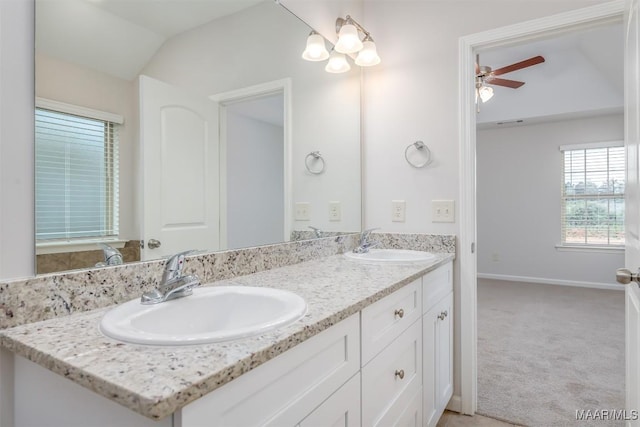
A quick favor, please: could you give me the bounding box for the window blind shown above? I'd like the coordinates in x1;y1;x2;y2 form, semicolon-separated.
561;144;624;246
35;108;119;241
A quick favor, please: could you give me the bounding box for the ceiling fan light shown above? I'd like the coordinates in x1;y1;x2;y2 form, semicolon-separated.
325;51;351;73
479;85;494;103
302;31;330;61
355;39;380;66
335;23;363;53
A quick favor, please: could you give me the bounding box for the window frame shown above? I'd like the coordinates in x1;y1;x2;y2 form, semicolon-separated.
35;98;123;250
559;140;625;249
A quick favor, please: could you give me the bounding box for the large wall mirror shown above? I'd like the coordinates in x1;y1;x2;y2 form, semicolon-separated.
35;0;361;274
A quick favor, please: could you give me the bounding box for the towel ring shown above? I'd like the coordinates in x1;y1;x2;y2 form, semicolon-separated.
404;141;432;168
305;151;325;174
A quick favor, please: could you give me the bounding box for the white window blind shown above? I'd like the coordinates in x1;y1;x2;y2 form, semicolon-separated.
561;143;624;246
35;107;119;241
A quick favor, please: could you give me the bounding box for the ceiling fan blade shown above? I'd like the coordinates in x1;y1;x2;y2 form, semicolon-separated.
486;77;525;89
492;55;545;76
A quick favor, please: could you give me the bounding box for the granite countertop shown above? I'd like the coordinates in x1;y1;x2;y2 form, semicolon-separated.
0;252;454;420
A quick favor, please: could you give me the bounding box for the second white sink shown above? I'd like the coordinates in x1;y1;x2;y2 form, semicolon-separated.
344;248;436;263
100;286;307;346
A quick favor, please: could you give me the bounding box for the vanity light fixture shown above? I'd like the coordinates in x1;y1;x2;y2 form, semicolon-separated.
301;15;380;73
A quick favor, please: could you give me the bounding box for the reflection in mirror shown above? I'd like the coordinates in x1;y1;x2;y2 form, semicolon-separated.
35;0;361;274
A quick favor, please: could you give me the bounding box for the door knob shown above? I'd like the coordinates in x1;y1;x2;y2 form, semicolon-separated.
616;268;640;285
147;239;162;249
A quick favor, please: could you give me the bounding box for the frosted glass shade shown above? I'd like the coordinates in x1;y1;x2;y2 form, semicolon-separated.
325;51;351;73
335;24;363;53
479;85;494;102
302;32;329;61
355;40;381;66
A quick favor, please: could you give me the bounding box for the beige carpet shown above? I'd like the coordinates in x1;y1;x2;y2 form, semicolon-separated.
477;279;625;427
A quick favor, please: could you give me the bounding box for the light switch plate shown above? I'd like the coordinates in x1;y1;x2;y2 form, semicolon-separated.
329;201;341;222
392;200;406;222
295;202;311;221
432;200;455;223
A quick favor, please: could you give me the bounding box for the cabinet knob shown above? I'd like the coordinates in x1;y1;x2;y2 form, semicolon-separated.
394;308;405;319
438;312;446;320
394;369;405;380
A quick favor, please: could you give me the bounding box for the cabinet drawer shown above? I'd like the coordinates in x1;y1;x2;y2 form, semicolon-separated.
377;387;422;427
298;373;360;427
361;278;421;365
362;320;422;427
179;314;360;427
423;262;452;314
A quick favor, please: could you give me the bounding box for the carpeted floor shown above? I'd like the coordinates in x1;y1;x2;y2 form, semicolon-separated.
477;279;625;427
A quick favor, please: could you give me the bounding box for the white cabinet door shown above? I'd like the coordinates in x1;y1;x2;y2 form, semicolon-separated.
298;373;360;427
423;291;453;427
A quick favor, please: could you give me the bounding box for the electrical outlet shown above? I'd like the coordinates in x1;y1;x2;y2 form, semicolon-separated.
295;202;311;221
392;200;406;222
432;200;455;223
329;201;341;221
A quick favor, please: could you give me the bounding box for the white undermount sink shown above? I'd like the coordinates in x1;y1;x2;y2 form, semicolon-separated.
344;248;437;263
100;286;307;346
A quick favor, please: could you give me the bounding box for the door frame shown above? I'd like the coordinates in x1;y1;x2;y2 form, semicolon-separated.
458;0;625;414
210;78;292;249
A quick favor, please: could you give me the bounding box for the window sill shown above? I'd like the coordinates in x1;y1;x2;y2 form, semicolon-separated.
555;244;624;254
36;238;127;255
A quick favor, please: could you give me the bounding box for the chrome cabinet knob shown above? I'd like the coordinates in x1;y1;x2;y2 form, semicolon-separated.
147;239;162;249
395;369;405;380
438;312;446;320
394;308;405;319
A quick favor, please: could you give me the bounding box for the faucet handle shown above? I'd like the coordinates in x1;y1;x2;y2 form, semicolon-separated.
163;250;196;281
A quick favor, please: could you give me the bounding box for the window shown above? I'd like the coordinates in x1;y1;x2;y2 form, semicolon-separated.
35;103;120;242
561;141;624;246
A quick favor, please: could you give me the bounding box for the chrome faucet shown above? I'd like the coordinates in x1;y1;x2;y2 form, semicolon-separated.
96;243;123;267
353;228;381;254
141;250;201;305
309;226;323;238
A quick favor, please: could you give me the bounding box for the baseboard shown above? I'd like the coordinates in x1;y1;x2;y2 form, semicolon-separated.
477;273;624;291
446;394;462;413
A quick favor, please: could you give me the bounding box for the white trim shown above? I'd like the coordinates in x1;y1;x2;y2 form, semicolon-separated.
210;78;292;247
477;273;624;291
446;395;462;413
459;0;625;416
555;244;624;254
559;140;624;151
35;97;124;124
36;238;127;255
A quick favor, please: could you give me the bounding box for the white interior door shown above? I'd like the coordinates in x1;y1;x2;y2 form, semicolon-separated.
625;0;640;422
139;75;219;260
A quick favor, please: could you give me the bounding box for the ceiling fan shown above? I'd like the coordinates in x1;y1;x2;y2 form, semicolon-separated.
475;54;545;110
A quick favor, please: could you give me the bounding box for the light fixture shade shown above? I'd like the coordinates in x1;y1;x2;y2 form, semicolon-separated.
325;51;351;73
355;40;381;66
335;23;363;53
479;85;494;103
302;32;329;61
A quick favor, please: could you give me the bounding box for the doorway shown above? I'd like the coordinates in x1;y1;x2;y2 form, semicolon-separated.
458;0;625;416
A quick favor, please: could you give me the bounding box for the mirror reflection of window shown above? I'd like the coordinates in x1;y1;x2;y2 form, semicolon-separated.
35;107;119;242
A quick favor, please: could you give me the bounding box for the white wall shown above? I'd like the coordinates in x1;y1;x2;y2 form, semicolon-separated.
141;1;362;236
226;111;284;249
35;52;138;240
0;0;35;279
477;114;624;285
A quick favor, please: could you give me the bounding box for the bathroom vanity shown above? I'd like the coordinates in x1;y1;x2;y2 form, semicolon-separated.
1;251;454;427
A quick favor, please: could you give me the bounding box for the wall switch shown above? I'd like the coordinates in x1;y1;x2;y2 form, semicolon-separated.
329;201;341;221
295;202;311;221
432;200;455;223
392;200;406;222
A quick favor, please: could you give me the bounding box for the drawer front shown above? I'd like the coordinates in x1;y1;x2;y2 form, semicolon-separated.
362;320;422;427
361;279;421;365
377;387;422;427
179;314;360;427
423;262;452;314
298;373;361;427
